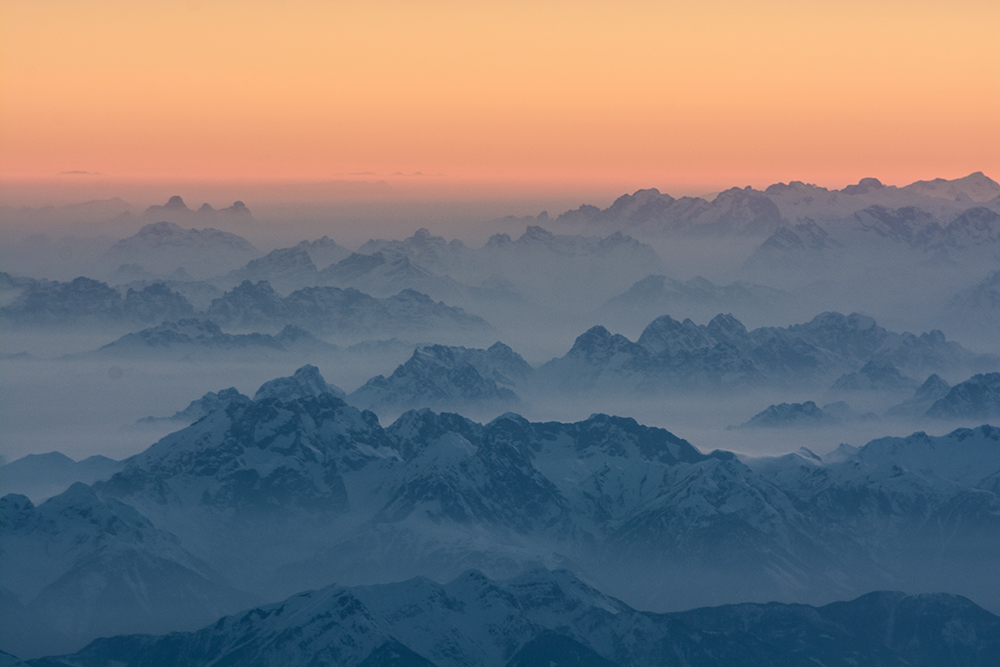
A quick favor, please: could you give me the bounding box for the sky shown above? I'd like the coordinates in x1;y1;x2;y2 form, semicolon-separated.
1;0;998;201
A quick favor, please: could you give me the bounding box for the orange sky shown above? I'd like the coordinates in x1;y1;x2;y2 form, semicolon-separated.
1;0;998;196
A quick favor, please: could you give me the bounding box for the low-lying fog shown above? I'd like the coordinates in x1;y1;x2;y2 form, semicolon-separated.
2;177;999;467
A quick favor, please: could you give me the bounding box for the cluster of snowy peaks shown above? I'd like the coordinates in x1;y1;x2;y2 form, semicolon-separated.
2;363;998;656
23;310;994;425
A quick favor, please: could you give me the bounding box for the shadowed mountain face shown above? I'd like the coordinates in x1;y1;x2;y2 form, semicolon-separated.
25;569;1000;667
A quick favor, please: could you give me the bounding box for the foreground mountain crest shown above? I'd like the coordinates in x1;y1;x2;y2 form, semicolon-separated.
23;569;1000;667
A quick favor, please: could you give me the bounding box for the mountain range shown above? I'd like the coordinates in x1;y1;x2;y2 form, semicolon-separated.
539;173;1000;239
1;271;491;347
4;174;1000;664
75;318;337;360
739;371;1000;428
0;276;195;328
3;366;999;656
205;280;490;341
22;569;1000;667
537;311;995;393
102;220;259;279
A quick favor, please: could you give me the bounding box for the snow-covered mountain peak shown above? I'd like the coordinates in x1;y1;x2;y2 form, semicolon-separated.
254;364;346;402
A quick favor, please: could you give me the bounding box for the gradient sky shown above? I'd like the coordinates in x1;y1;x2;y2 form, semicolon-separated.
1;0;998;196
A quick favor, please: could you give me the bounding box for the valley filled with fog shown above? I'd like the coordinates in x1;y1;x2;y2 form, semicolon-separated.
2;173;1000;663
